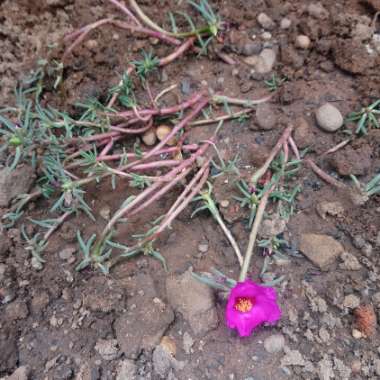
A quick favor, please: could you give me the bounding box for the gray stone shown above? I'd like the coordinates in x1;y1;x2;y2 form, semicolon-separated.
183;332;194;354
299;233;344;270
116;360;137;380
316;103;344;132
242;42;262;56
115;274;174;359
256;48;276;74
281;349;306;366
374;359;380;377
5;300;29;320
257;13;275;30
339;252;361;271
166;269;218;335
343;294;360;309
1;366;30;380
152;346;185;378
0;166;35;207
59;247;76;261
307;3;329;19
318;357;334;380
95;339;120;361
254;103;278;131
263;334;285;353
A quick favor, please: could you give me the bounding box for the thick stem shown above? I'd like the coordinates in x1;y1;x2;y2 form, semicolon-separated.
251;126;293;185
96;144;199;162
43;211;73;242
214;212;243;267
108;92;203;118
321;139;350;156
212;94;273;107
189;109;254;127
128;0;171;36
159;37;196;66
128;166;192;217
107;0;141;26
239;186;273;281
306;159;346;189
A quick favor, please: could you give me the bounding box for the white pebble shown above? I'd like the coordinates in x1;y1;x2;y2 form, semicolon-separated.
296;35;311;49
315;103;344;132
257;12;275;30
280;18;292;29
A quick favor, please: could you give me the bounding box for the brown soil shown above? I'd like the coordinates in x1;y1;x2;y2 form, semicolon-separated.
1;0;380;379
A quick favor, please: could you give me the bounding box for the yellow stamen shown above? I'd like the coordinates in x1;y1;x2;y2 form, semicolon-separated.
234;297;254;313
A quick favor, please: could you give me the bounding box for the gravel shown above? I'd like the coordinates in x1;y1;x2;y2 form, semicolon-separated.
257;13;275;30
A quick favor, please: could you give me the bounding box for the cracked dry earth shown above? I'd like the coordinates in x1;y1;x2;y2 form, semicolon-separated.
1;0;380;379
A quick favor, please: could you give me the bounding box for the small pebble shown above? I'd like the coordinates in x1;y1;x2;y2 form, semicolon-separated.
255;103;277;130
142;129;157;146
257;12;275;30
261;32;272;40
343;294;360;309
198;243;209;253
280;18;291;29
99;205;111;220
296;35;311;49
59;247;76;261
220;200;230;208
352;329;362;339
315;103;344;132
156;125;176;146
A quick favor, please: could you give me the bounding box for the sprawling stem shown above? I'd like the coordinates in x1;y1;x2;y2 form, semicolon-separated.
43;210;73;242
239;186;273;281
107;0;141;26
251;126;293;185
306;159;346;189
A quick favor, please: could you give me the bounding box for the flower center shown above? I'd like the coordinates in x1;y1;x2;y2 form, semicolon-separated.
234;297;254;313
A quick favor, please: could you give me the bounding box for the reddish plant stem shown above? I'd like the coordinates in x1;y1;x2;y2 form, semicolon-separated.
109;122;152;134
165;157;211;218
131;160;181;171
150;164;210;238
63;18;113;61
99;139;114;157
283;141;289;164
107;0;141;26
306;159;346;189
108;92;204;118
63;18;181;61
123;97;208;170
43;211;73;242
107;66;134;108
159;37;196;66
288;136;300;160
216;51;236;65
321;139;350;156
128;166;193;217
97;144;199;162
251;125;294;185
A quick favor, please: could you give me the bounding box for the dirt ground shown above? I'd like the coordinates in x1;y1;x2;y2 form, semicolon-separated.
1;0;380;379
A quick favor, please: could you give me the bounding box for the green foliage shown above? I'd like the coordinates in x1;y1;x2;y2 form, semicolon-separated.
132;50;160;80
346;100;380;135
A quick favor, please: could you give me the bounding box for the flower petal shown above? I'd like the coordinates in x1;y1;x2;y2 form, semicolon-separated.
225;279;281;337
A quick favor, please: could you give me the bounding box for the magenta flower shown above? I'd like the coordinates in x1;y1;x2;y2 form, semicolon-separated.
226;280;281;337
